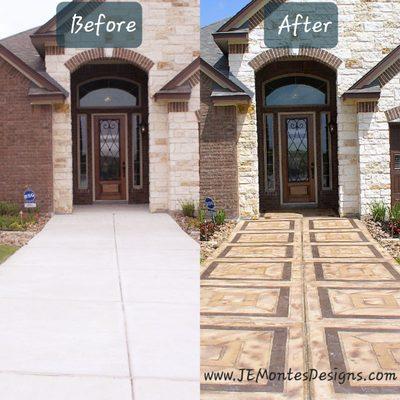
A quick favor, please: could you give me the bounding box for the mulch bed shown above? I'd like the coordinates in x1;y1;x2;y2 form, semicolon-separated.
200;221;237;264
0;215;50;247
363;216;400;261
171;211;200;242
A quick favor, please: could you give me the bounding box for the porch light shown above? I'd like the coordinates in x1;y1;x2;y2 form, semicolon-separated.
328;119;337;134
139;121;147;133
104;96;112;103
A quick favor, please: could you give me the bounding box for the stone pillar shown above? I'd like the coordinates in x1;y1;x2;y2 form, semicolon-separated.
357;102;391;215
167;91;200;210
337;101;360;217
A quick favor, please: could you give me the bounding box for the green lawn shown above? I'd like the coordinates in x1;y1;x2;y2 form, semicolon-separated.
0;244;18;264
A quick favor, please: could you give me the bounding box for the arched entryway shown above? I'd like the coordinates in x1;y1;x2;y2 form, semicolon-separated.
255;60;338;212
71;62;149;205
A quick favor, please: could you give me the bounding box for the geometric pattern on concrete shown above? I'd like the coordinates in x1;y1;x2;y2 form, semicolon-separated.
201;217;304;398
202;214;400;399
325;328;400;394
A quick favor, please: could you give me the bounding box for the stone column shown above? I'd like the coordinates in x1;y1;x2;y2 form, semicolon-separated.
357;102;391;215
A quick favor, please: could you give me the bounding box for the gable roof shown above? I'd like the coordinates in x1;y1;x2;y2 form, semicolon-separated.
217;0;264;32
343;45;400;100
0;29;67;101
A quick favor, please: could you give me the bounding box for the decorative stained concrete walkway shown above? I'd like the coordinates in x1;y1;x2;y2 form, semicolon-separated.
201;214;400;399
0;205;199;400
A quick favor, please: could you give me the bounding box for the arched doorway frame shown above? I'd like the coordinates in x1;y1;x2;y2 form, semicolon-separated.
255;59;339;211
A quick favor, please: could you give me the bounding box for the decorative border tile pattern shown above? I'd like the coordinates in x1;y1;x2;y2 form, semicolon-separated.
325;328;400;394
201;285;290;317
311;244;384;259
314;262;400;282
201;261;292;281
219;245;294;259
318;287;400;319
201;325;287;393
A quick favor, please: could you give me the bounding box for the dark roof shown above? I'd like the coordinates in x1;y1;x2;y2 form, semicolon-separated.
201;19;229;73
0;27;44;72
201;19;252;97
0;28;67;96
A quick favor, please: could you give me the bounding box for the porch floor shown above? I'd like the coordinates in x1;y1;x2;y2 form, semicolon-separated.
0;205;199;400
201;213;400;399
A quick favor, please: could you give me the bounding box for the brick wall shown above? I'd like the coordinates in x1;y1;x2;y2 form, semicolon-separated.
199;73;239;217
0;60;53;212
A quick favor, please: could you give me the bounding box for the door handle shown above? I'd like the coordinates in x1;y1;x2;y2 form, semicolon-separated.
122;162;126;178
311;162;315;179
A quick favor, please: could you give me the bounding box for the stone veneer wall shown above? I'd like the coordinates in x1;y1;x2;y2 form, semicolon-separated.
44;0;199;213
167;84;200;210
228;0;400;217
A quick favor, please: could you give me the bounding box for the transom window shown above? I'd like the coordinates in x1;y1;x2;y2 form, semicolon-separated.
79;79;139;108
265;76;328;106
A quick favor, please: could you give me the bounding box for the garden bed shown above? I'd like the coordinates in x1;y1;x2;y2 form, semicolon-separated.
364;201;400;262
200;220;237;264
0;202;49;247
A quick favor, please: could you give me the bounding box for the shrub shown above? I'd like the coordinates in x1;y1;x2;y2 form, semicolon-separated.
389;203;400;223
370;201;386;222
0;212;38;231
200;221;216;241
198;208;206;224
214;209;226;226
0;202;20;216
181;200;196;218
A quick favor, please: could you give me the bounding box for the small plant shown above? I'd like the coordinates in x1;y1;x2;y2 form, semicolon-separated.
0;201;20;216
198;208;206;224
200;221;216;241
370;201;387;223
214;209;226;226
389;203;400;222
181;200;195;218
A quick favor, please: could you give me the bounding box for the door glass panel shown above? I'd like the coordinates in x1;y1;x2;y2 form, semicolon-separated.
99;119;120;181
78;114;88;189
132;114;142;188
286;118;309;183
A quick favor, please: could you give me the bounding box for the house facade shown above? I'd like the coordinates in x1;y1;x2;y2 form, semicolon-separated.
200;0;400;218
0;0;200;214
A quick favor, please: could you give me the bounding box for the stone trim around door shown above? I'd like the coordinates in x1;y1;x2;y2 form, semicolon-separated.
64;48;155;73
249;48;343;72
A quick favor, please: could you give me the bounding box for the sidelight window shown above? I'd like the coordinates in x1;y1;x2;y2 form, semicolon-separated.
78;114;88;189
264;114;275;191
132;114;142;188
320;112;332;189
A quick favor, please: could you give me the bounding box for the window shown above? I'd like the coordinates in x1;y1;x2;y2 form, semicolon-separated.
264;114;275;191
132;114;142;188
79;79;139;108
395;154;400;170
78;114;88;189
320;112;332;189
265;76;328;106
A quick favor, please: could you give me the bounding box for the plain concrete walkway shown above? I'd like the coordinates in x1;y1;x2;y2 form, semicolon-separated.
0;205;199;400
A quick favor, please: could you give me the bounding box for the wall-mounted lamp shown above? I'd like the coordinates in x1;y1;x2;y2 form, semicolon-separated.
139;121;147;133
328;119;337;135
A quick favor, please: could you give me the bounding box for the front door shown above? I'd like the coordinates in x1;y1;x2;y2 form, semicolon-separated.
281;114;316;204
94;115;127;201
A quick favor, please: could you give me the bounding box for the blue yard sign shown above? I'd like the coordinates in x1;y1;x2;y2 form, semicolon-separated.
24;189;36;209
205;197;215;211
